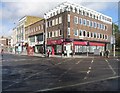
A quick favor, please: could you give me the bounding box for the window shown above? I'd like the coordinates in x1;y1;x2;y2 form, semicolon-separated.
68;14;70;22
68;28;70;35
79;30;83;36
59;30;62;36
52;31;54;37
87;32;89;37
59;16;62;24
91;32;93;37
47;21;49;27
50;20;52;27
97;23;99;29
90;21;93;27
97;33;100;38
56;18;58;25
79;18;82;24
52;20;55;26
105;25;107;31
47;32;49;38
74;16;78;24
87;20;90;26
55;30;58;37
100;34;102;39
68;22;70;27
74;29;78;36
83;30;86;37
94;22;96;28
94;33;97;38
83;19;86;26
50;32;52;37
105;35;108;39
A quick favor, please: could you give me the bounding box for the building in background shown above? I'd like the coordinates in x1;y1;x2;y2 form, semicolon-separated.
44;2;112;56
15;15;42;53
25;18;45;53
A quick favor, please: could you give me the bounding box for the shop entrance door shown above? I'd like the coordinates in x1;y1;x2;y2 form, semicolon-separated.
66;44;71;57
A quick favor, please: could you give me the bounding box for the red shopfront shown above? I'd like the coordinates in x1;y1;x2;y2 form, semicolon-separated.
47;39;64;55
73;41;105;54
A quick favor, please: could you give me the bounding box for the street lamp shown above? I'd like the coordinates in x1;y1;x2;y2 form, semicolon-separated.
44;13;47;57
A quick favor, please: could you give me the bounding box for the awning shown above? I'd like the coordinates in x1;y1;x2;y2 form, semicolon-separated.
73;41;87;45
89;42;105;46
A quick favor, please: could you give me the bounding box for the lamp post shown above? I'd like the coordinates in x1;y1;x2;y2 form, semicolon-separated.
44;13;47;57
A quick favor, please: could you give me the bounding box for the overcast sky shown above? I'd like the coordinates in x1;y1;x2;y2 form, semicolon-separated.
0;0;119;37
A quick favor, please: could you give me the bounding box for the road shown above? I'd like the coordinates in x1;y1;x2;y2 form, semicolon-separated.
1;53;120;92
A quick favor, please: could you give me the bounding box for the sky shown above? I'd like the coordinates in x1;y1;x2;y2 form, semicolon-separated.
0;0;119;37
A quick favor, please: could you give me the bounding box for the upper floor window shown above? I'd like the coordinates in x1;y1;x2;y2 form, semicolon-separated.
74;29;78;36
68;28;70;35
59;16;62;24
59;29;62;36
79;18;82;25
83;30;86;37
79;30;83;36
87;20;90;26
68;14;70;22
74;16;78;24
94;22;96;28
56;18;58;25
83;19;86;26
90;21;93;27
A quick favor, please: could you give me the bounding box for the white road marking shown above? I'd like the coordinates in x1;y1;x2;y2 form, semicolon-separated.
87;70;90;74
4;58;74;89
76;61;80;64
117;59;119;61
84;77;87;80
105;59;116;75
37;75;120;92
91;60;93;63
89;67;91;70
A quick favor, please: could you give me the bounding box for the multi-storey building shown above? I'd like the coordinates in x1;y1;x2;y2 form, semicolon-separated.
16;16;42;46
44;2;112;55
25;18;45;53
16;16;42;52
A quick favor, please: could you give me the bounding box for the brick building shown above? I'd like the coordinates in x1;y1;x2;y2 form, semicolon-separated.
44;2;112;55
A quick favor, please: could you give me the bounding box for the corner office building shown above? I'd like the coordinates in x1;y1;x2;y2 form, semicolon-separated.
44;2;112;55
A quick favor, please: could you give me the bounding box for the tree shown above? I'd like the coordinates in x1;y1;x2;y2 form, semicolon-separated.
112;24;120;49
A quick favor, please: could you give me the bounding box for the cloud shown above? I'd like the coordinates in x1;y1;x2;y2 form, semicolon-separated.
1;0;118;37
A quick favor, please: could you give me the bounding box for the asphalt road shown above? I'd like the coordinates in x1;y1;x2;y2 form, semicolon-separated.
1;53;120;92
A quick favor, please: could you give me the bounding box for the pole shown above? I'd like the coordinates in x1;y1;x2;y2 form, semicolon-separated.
113;44;115;57
44;14;47;57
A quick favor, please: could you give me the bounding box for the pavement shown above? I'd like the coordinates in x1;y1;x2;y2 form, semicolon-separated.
1;53;120;92
7;51;120;59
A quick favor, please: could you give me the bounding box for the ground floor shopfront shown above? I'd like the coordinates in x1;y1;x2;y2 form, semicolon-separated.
47;38;109;56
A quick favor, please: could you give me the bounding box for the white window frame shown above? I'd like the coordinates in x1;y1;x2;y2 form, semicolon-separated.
79;18;82;25
74;29;78;36
59;16;62;24
68;28;70;35
87;20;90;26
83;19;86;26
74;16;78;24
68;14;70;22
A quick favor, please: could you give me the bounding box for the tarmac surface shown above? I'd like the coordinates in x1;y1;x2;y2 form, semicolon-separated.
1;53;120;92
